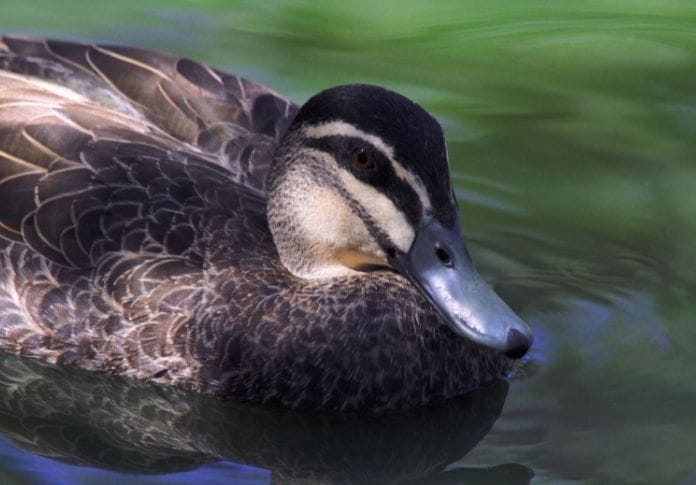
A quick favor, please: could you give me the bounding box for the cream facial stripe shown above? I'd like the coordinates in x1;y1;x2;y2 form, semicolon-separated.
335;166;415;253
296;147;416;254
304;121;432;211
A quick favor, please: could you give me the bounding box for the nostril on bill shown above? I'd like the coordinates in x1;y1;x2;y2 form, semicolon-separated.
504;328;531;359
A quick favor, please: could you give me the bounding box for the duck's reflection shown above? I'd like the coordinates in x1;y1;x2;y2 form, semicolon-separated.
0;352;531;483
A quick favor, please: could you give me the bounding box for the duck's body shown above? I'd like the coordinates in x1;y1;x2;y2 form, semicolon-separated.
0;37;530;411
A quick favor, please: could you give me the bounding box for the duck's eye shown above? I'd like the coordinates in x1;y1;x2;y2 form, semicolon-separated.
351;149;375;171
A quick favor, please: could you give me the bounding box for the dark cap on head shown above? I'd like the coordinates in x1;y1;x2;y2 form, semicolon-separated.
291;84;456;227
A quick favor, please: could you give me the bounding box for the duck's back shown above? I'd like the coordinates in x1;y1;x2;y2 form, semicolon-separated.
0;36;298;192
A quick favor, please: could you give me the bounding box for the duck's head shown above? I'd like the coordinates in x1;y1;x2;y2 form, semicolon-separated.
267;84;532;359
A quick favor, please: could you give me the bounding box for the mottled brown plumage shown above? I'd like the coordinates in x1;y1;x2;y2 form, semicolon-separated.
0;36;513;411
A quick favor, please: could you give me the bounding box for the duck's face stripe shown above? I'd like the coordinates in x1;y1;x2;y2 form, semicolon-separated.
303;120;434;253
304;121;432;212
333;164;414;253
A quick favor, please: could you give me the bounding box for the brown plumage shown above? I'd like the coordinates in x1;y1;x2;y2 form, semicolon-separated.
0;36;514;412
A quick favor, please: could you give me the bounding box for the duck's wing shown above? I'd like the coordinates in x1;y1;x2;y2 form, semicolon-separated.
0;70;266;269
0;36;298;192
0;70;273;376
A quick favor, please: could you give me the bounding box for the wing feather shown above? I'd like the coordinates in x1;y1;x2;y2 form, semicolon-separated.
0;37;278;379
0;36;298;190
0;69;266;269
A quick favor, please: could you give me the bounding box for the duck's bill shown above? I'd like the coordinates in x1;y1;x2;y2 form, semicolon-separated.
389;215;533;359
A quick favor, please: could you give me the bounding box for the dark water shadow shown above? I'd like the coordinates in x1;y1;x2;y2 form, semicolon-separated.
0;351;532;483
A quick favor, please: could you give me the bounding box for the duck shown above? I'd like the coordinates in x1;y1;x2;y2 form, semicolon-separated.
0;36;532;412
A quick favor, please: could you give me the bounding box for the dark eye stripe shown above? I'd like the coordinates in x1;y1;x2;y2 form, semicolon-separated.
303;134;423;226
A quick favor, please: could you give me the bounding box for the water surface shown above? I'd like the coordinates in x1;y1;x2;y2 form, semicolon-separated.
1;1;695;483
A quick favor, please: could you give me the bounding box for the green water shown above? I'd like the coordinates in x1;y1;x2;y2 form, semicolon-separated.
1;1;695;483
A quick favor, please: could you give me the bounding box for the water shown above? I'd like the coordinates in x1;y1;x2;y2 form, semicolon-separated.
1;1;695;483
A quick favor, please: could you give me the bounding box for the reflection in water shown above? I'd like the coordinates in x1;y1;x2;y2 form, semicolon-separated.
406;463;534;485
0;352;531;483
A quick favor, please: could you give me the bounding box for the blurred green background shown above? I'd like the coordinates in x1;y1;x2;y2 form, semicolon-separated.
1;1;695;483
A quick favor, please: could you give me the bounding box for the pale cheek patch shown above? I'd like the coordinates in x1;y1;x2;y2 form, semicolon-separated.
269;162;388;279
298;185;383;259
337;167;415;253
